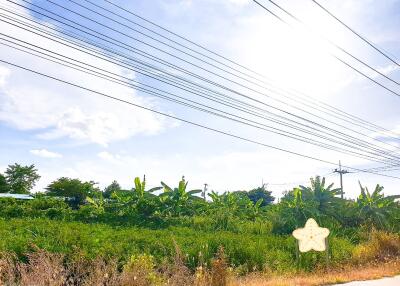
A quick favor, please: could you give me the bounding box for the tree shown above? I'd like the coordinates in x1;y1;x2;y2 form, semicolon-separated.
0;173;10;193
356;182;400;230
132;175;162;200
299;176;342;217
273;176;343;234
246;185;275;207
103;180;122;198
46;177;99;208
5;163;40;194
160;176;201;216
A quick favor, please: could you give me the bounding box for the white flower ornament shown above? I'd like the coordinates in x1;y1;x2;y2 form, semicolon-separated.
292;218;330;252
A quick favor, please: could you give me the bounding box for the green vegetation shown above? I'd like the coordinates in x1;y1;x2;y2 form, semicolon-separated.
0;173;10;193
3;163;40;194
0;162;399;277
46;177;99;209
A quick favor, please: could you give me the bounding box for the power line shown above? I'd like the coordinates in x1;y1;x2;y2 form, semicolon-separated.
12;0;400;146
269;171;335;187
97;0;400;140
7;0;400;145
3;35;399;165
253;0;400;97
362;164;400;173
100;0;267;80
70;0;265;85
2;12;400;166
2;7;400;168
333;160;349;199
2;58;400;180
310;0;400;67
265;0;400;87
101;0;400;140
5;1;400;156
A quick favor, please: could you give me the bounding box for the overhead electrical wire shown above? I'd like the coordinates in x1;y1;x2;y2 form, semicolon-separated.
79;0;400;139
268;171;335;187
7;0;400;145
265;0;400;88
310;0;400;67
1;4;398;157
51;0;400;144
97;0;400;140
1;41;387;164
1;57;400;180
4;1;400;156
0;7;400;168
253;0;400;96
3;1;400;173
7;0;400;147
101;0;267;79
2;10;400;166
2;34;400;166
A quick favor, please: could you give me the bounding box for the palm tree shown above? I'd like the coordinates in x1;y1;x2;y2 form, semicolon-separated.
357;182;400;229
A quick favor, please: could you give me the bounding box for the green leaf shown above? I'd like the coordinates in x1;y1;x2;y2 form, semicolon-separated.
187;189;202;196
161;182;173;192
148;186;162;193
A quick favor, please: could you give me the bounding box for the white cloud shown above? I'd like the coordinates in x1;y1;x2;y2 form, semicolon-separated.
30;149;62;158
0;5;166;146
30;146;400;198
97;151;122;161
372;124;400;142
227;0;250;6
377;64;399;75
0;66;10;87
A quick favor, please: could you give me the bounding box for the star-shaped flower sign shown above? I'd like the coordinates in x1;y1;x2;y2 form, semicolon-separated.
292;218;330;252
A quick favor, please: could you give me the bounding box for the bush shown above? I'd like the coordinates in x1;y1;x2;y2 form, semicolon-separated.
122;254;164;286
352;230;400;264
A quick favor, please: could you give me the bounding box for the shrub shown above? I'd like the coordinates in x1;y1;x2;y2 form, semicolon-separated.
122;254;164;286
210;247;229;286
352;230;400;264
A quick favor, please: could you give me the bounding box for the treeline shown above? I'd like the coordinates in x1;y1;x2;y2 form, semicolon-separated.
0;163;399;234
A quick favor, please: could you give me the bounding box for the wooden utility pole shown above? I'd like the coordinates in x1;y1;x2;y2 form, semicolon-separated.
334;160;349;199
202;183;208;200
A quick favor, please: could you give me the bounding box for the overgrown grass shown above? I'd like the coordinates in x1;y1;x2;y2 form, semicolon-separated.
0;218;356;273
0;218;399;285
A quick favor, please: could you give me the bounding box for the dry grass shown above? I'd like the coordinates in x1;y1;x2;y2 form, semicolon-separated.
232;260;400;286
0;231;399;286
352;229;400;264
160;241;194;286
2;253;398;286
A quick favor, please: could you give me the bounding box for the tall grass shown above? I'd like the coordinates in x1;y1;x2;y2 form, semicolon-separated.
0;218;358;274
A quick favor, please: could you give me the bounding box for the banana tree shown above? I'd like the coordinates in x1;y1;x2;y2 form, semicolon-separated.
132;175;162;200
246;198;264;221
357;182;400;230
159;176;202;216
109;175;162;217
299;176;342;217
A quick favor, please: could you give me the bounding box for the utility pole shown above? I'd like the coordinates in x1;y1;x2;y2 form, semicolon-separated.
334;160;349;199
202;183;208;200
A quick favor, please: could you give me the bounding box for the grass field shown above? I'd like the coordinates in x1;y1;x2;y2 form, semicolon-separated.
0;218;399;285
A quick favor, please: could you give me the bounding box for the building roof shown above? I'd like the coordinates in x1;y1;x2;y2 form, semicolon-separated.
0;193;34;200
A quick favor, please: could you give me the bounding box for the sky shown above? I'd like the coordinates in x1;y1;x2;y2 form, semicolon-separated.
0;0;400;199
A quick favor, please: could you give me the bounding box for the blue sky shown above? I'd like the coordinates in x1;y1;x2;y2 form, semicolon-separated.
0;0;400;198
